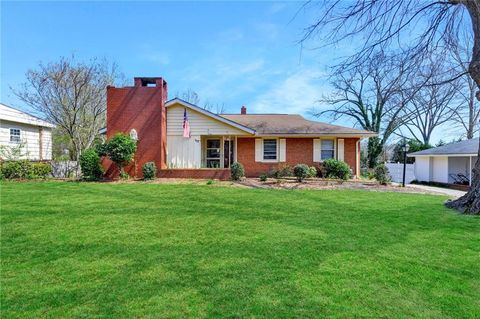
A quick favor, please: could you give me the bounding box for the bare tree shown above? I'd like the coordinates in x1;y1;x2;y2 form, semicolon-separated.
13;56;122;162
300;0;480;214
450;33;480;139
402;57;460;145
175;89;226;114
315;53;417;168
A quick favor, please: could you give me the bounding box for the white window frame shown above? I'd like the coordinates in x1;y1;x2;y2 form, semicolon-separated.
10;128;21;144
205;138;222;168
262;138;278;162
320;138;336;161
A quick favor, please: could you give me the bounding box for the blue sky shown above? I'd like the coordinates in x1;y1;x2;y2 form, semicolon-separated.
0;1;462;143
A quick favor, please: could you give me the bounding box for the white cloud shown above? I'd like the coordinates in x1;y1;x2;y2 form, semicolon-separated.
250;69;329;115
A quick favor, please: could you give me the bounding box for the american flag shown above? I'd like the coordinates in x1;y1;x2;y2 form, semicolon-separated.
183;108;191;138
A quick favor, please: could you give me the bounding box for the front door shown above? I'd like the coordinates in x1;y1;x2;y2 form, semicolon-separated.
224;140;234;168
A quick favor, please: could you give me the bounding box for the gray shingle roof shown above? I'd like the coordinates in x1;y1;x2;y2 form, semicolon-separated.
408;138;479;156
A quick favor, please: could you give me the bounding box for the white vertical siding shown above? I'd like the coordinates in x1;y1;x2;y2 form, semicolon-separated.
432;156;449;183
166;135;201;168
0;120;52;160
414;157;431;182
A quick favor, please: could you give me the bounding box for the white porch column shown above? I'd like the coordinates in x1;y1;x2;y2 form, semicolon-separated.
470;156;472;186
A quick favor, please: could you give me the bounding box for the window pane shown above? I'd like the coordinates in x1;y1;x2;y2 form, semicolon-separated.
321;150;334;160
206;159;220;168
263;139;277;160
10;129;20;143
206;149;220;158
321;139;334;150
207;139;220;148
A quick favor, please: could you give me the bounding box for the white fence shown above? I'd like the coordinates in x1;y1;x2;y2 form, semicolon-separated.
51;161;80;178
385;163;415;184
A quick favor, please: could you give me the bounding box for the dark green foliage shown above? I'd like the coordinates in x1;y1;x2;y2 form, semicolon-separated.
374;163;390;185
230;162;245;181
105;133;137;176
324;159;352;180
106;133;137;166
391;139;432;164
95;142;109;157
206;179;214;185
79;148;103;181
293;164;309;182
1;160;33;179
259;174;268;182
31;163;52;178
142;162;157;180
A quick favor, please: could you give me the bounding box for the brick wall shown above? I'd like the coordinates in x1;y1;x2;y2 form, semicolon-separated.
104;77;167;178
158;169;231;180
237;137;359;177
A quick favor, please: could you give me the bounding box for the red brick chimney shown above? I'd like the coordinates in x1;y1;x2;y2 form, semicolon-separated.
105;77;168;178
241;105;247;114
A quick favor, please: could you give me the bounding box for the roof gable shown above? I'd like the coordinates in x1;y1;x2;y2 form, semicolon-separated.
165;98;255;134
0;103;55;128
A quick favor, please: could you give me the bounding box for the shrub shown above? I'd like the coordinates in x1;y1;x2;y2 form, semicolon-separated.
307;166;317;178
32;163;52;178
206;179;214;185
1;160;33;179
105;133;137;177
95;143;108;157
293;164;309;182
259;174;268;182
324;159;352;180
230;162;245;181
374;163;390;185
79;148;103;181
142;162;157;180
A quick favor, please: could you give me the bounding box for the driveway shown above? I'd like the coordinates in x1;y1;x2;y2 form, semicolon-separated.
406;184;467;198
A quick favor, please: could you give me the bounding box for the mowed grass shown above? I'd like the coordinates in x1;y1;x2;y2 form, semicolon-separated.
1;181;479;318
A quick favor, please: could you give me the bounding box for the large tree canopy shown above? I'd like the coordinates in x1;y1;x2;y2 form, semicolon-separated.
300;0;480;214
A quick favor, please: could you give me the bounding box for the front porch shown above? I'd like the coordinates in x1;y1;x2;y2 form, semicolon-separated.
167;135;238;170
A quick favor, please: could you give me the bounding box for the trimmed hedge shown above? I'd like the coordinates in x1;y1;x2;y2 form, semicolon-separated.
1;160;52;179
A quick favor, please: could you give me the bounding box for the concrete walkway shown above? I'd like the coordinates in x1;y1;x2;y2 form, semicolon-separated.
406;184;467;198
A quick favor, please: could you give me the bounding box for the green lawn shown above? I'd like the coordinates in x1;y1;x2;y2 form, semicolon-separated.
1;181;479;318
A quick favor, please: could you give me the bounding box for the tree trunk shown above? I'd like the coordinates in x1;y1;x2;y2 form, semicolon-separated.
446;1;480;214
367;137;383;168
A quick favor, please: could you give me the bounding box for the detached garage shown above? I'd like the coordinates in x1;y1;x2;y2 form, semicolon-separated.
408;138;478;187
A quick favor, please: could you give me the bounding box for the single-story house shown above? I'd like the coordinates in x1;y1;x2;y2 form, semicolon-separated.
0;103;54;161
408;138;478;186
103;77;376;178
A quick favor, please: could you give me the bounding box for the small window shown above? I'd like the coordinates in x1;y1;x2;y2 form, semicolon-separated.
321;139;335;160
263;139;277;160
10;128;21;143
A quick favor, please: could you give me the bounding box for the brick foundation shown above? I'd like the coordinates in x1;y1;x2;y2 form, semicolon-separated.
158;169;231;180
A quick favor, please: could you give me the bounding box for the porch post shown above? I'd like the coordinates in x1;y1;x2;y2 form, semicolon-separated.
470;156;472;186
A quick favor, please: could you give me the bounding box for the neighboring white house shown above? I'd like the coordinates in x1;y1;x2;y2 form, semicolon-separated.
408;138;478;186
0;103;54;160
